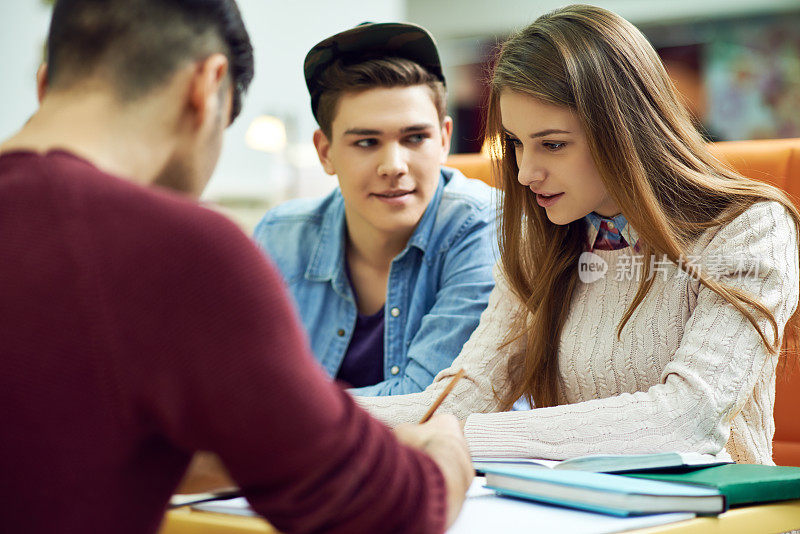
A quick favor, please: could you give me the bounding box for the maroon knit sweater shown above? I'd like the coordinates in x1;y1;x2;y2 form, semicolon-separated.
0;150;446;534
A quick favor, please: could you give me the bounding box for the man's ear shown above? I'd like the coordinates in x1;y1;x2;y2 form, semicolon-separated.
187;53;230;129
36;63;48;103
313;129;336;175
439;115;454;164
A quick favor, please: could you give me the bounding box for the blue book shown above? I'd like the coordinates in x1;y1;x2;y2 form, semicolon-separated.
482;466;725;516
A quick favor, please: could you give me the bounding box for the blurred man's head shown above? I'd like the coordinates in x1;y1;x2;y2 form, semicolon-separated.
46;0;253;121
40;0;254;194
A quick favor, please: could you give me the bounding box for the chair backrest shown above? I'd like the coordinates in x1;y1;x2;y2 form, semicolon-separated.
446;138;800;466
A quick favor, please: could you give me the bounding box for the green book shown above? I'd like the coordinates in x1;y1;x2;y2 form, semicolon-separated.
625;464;800;507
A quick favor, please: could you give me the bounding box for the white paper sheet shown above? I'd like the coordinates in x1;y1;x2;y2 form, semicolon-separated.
448;478;695;534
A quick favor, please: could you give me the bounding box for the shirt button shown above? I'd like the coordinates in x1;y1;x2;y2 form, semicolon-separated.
390;365;400;375
607;221;616;230
337;329;345;337
390;307;400;317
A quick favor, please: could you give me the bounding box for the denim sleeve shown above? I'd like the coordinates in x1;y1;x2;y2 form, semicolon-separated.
350;209;498;396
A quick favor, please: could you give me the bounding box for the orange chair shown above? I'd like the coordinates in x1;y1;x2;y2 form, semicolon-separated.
446;138;800;467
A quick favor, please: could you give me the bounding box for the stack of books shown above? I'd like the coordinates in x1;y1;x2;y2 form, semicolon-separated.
480;453;800;517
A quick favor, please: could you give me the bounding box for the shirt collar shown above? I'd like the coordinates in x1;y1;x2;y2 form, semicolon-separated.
406;168;448;253
584;212;640;251
305;169;447;285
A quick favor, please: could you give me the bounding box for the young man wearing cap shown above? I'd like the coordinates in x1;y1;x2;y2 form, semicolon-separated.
0;2;472;532
254;22;496;396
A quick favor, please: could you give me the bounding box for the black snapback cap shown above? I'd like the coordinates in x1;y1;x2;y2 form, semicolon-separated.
303;22;445;121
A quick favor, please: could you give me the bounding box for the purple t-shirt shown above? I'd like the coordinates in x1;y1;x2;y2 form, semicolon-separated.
335;262;386;388
336;308;385;388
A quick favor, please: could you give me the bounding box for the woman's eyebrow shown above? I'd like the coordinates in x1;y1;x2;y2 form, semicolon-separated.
530;128;571;138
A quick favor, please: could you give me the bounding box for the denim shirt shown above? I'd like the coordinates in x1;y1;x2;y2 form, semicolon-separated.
253;167;497;396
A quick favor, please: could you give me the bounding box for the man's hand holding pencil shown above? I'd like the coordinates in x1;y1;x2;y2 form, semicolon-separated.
393;369;472;529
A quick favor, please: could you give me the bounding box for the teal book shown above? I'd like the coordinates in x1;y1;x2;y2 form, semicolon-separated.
625;464;800;507
482;466;724;517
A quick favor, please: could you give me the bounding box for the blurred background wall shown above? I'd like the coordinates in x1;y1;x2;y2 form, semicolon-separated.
1;1;798;231
409;0;800;153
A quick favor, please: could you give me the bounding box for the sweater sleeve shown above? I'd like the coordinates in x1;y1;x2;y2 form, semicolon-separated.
356;263;525;425
464;201;799;459
113;207;447;534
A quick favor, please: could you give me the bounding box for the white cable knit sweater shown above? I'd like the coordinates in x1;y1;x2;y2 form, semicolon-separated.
358;201;799;464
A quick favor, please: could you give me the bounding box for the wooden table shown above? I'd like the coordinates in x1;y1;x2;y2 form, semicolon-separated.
161;499;800;534
161;508;276;534
635;499;800;533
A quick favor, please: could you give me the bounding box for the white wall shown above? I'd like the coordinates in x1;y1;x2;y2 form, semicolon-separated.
0;0;405;201
0;1;51;141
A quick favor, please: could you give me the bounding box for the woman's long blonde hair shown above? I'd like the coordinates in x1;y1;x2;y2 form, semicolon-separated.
487;4;800;410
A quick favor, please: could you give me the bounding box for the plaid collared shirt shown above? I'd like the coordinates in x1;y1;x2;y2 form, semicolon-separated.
584;212;640;252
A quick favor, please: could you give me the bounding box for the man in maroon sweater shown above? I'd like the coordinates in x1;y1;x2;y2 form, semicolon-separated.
0;1;472;533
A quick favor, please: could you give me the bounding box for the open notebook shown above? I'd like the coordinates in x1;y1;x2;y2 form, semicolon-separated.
473;452;729;475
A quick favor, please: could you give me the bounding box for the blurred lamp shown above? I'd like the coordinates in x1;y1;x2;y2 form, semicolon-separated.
245;115;287;153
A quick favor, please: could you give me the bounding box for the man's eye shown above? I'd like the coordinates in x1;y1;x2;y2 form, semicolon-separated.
355;139;377;148
406;133;428;144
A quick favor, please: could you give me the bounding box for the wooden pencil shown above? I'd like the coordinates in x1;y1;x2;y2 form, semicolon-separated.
418;368;466;424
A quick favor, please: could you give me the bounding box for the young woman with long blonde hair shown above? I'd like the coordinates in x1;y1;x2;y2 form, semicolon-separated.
358;4;800;465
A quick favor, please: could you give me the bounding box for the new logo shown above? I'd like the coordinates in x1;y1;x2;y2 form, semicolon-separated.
578;252;608;284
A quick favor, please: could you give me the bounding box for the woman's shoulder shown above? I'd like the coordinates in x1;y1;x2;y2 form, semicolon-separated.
732;200;794;225
696;200;797;254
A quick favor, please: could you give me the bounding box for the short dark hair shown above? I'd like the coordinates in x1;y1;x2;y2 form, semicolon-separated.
315;57;446;138
46;0;254;122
